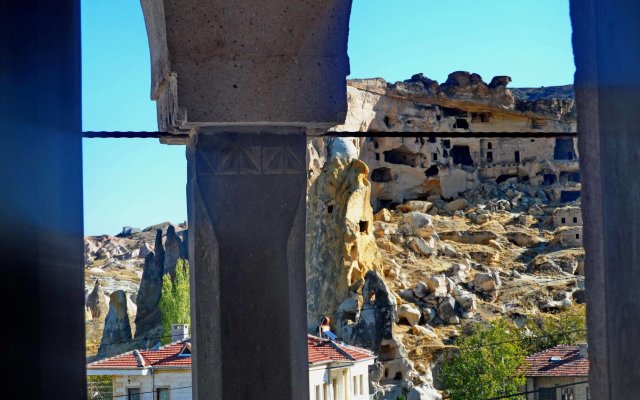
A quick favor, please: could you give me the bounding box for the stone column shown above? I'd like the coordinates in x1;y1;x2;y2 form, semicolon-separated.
571;0;640;398
187;127;308;399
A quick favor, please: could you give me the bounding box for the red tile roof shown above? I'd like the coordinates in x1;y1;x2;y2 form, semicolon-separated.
88;341;192;369
307;335;374;365
524;345;589;377
88;336;374;370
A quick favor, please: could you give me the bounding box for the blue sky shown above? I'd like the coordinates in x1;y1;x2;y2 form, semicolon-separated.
82;0;574;235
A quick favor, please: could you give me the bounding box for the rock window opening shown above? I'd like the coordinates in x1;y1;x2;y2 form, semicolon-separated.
432;153;438;161
487;151;493;163
394;372;403;380
359;220;369;234
442;149;449;158
514;150;521;163
573;217;578;223
561;190;581;202
371;167;393;182
562;217;566;223
450;145;473;166
576;234;580;239
454;118;469;129
543;174;558;186
442;139;451;149
383;147;420;167
554;138;576;160
375;153;380;160
568;172;581;183
487;142;492;149
428;136;436;143
384;369;389;378
374;142;379;149
424;164;439;177
328;205;334;214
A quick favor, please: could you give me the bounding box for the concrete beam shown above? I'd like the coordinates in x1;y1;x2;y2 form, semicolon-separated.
141;0;353;132
0;0;85;398
571;0;640;397
187;128;308;399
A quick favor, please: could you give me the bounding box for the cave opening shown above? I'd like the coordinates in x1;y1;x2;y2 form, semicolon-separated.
383;147;420;167
359;220;369;234
561;190;581;202
424;164;439;177
450;145;473;166
371;167;393;182
543;174;558;185
383;115;392;129
454;118;469;129
554;138;576;160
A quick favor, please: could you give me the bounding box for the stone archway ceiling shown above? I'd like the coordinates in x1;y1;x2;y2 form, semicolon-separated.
141;0;353;133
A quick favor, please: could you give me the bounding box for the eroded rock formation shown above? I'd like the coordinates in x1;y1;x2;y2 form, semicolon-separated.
97;290;133;359
133;229;165;342
307;138;383;330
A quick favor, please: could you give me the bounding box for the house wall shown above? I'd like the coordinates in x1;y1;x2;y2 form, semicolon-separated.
554;207;583;227
113;369;192;400
556;227;584;247
308;361;372;400
525;376;589;400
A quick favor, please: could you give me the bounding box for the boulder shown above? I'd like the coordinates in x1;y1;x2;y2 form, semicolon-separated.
453;287;477;311
374;221;398;238
437;296;459;325
506;231;543;247
411;324;438;339
448;263;469;283
426;275;449;298
401;212;435;238
422;307;437;324
397;201;433;214
374;208;392;222
398;304;422;327
439;230;498;245
444;198;469;213
473;272;502;300
408;237;435;257
412;281;429;299
475;213;491;224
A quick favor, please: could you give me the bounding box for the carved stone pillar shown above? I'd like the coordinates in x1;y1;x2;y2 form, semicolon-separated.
187;128;308;399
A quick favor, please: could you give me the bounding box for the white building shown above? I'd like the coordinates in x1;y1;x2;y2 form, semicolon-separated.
87;335;375;400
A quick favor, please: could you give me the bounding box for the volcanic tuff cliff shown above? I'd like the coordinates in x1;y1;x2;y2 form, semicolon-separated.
85;71;583;399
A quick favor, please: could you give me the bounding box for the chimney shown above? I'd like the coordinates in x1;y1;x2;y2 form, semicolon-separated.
578;343;588;358
171;324;189;341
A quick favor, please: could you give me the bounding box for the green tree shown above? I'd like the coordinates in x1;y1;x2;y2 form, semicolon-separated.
159;258;191;344
519;305;587;354
440;319;526;400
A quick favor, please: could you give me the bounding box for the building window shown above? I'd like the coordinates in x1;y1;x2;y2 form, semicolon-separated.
576;234;580;239
359;374;364;395
353;376;358;395
433;153;438;161
487;151;493;163
587;387;590;400
315;385;321;400
561;217;566;223
323;383;329;400
538;387;556;400
128;388;141;400
561;387;575;400
157;388;169;400
488;142;492;149
573;217;578;223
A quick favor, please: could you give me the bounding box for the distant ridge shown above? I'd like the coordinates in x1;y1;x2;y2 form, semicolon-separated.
511;85;574;101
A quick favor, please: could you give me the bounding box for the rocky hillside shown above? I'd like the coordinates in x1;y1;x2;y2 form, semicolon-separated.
305;136;584;400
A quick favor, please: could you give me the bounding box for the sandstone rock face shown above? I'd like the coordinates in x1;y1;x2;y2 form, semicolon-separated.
133;230;165;341
97;290;133;359
306;140;383;331
86;280;109;320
